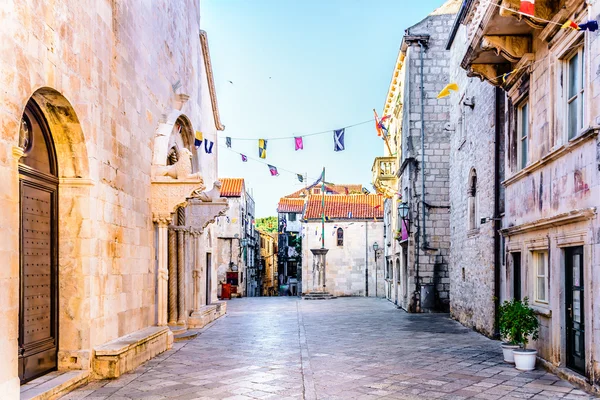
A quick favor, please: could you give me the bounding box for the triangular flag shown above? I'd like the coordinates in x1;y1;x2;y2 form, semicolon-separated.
195;131;203;148
578;20;598;31
294;137;304;151
437;83;459;99
297;174;304;182
268;164;279;176
519;0;534;16
226;137;232;148
259;139;267;159
333;128;345;152
561;19;580;30
241;154;248;162
204;140;214;154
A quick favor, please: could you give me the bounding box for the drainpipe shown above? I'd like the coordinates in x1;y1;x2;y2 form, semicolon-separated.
419;41;427;251
365;220;369;296
493;86;503;336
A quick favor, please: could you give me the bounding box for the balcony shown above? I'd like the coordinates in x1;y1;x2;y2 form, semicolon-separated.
372;157;397;193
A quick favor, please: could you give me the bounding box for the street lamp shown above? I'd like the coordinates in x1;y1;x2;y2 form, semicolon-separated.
397;202;410;238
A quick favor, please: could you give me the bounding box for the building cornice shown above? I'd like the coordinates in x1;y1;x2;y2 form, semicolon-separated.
199;30;225;131
500;208;597;236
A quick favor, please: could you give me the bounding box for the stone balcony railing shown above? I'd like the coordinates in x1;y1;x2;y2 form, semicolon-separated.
372;156;397;193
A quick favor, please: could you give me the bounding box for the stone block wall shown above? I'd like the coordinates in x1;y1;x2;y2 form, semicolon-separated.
0;0;220;393
301;221;385;297
447;24;498;336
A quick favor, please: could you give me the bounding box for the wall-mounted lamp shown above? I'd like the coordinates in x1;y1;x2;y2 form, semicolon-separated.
463;96;475;109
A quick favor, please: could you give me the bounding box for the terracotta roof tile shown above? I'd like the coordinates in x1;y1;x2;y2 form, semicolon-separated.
304;194;384;220
277;198;305;213
219;178;244;197
285;184;363;198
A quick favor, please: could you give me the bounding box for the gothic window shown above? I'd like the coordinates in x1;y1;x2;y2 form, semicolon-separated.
337;228;344;246
468;169;478;230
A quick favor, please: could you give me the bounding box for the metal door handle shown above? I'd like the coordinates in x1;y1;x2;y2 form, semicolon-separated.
567;306;572;318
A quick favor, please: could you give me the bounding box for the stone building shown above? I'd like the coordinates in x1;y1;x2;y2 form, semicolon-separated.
258;230;278;296
301;194;385;297
0;0;227;397
373;0;460;312
459;0;600;391
215;178;258;297
277;197;305;294
445;8;505;336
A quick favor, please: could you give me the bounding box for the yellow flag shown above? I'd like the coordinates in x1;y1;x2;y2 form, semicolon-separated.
437;83;459;99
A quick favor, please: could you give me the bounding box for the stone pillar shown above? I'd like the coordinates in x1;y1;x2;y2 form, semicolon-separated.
168;227;177;324
310;248;329;292
177;229;186;325
191;230;202;314
154;217;171;326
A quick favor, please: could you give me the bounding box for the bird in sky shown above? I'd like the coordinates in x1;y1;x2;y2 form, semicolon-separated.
228;80;233;84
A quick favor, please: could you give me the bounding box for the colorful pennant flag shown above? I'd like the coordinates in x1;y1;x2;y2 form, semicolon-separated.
373;109;383;137
194;131;203;148
204;140;214;154
333;128;345;152
294;137;304;151
268;164;279;176
578;20;599;31
348;211;353;218
344;186;349;195
374;205;381;209
561;19;579;30
362;187;370;195
519;0;534;16
297;174;304;183
259;139;267;159
502;72;512;83
437;83;459;99
241;154;248;162
226;137;232;148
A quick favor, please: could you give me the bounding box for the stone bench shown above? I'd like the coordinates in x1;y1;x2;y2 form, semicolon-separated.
188;301;227;328
92;326;172;379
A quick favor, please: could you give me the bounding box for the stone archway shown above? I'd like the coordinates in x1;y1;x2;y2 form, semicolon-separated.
15;88;92;378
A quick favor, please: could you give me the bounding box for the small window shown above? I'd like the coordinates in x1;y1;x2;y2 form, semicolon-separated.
312;188;320;194
517;100;529;170
337;228;344;246
533;251;548;304
467;169;478;230
566;47;585;140
288;213;297;222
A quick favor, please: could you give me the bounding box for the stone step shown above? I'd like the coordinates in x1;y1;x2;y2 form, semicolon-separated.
174;330;200;342
302;292;336;300
169;324;187;335
20;370;89;400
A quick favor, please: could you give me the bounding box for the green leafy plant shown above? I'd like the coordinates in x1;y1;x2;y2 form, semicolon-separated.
498;297;539;348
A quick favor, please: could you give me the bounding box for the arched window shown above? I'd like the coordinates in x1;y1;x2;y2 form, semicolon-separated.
468;169;478;230
337;228;344;246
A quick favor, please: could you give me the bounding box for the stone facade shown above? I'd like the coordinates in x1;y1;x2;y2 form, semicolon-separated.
0;0;224;395
446;21;504;337
375;0;460;312
258;230;278;296
459;0;600;391
301;220;385;298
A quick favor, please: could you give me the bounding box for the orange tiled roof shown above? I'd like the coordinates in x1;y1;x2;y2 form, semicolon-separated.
303;194;384;220
285;184;363;198
277;198;305;213
219;178;244;197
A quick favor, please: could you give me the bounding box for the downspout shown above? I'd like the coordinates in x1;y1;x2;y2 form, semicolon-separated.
365;220;369;297
419;41;427;251
493;86;502;336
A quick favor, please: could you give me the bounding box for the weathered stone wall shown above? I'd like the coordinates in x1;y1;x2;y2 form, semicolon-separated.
397;5;458;312
0;0;220;394
301;221;385;297
447;24;498;336
215;197;242;289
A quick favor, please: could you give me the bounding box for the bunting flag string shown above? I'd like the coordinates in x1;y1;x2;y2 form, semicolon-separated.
483;0;598;28
333;128;345;152
297;174;304;183
241;154;248;162
258;139;267;159
194;131;203;148
204;140;214;154
268;164;279;176
294;137;304;151
226;137;232;148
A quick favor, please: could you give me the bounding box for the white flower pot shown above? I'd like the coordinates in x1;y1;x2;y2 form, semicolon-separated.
501;343;520;363
513;349;537;371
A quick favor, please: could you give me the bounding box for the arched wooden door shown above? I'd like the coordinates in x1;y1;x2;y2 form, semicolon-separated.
18;100;59;383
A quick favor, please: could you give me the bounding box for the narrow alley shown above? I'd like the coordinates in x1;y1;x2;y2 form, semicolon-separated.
60;298;593;400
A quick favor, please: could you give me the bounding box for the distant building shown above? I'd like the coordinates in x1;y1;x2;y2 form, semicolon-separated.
277;197;305;294
301;194;385;297
215;178;258;297
258;230;278;296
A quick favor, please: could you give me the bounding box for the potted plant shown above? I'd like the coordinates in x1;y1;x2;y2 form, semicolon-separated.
498;297;539;369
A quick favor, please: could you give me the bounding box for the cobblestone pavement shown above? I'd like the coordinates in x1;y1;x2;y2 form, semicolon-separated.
62;297;596;400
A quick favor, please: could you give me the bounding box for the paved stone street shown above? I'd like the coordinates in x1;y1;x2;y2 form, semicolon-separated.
62;298;595;400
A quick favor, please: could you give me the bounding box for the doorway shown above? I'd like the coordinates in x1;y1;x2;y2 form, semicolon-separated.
512;252;521;300
565;246;585;375
18;101;59;383
206;253;212;305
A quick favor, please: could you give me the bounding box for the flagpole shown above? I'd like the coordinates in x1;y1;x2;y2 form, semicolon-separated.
321;167;325;249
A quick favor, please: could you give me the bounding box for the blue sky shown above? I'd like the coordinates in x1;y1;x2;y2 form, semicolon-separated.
201;0;448;217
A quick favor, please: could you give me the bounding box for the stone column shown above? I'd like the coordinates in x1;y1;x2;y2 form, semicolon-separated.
168;227;177;324
191;230;202;314
177;229;186;325
154;216;171;326
310;248;329;292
